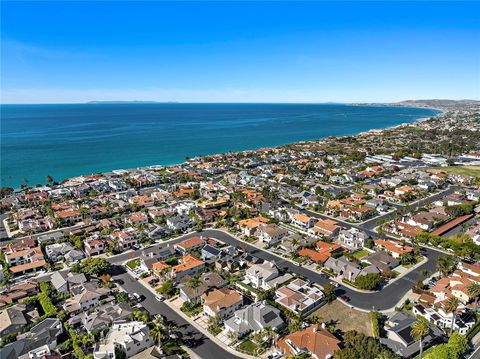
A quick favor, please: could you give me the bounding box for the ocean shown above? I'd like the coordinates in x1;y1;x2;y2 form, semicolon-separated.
0;103;440;188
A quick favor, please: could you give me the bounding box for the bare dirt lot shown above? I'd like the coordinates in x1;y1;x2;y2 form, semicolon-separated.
308;300;373;336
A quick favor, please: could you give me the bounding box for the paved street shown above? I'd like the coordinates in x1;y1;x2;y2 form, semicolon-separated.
109;267;242;359
108;228;444;311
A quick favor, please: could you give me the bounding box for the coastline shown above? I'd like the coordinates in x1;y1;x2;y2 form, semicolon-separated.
2;104;442;190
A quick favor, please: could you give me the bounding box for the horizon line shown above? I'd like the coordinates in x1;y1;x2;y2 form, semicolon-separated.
1;99;478;106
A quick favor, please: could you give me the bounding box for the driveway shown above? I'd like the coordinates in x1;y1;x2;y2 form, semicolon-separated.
109;267;242;359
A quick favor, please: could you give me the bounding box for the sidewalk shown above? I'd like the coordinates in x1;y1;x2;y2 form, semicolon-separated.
134;271;257;359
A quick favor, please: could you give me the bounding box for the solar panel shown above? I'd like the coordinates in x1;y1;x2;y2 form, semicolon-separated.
263;311;277;323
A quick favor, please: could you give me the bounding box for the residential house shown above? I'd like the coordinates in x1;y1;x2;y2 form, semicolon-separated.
245;261;279;290
151;261;170;278
258;224;289;245
51;271;87;293
0;318;63;359
178;272;226;302
324;256;380;282
291;213;317;229
224;301;284;337
201;244;222;263
170;255;205;281
45;242;75;262
111;227;140;249
0;304;27;336
68;301;133;334
338;228;368;250
127;212;149;226
374;239;414;259
174;236;206;255
202;288;243;318
54;209;82;224
0;281;38;307
380;312;444;358
64;248;85;263
413;304;476;335
298;241;343;264
238;217;269;236
275;279;323;314
63;281;110;314
84;236;106;256
406;211;448;231
166;214;192;232
278;324;341;359
308;219;340;238
363;251;399;274
129;195;154;208
2;240;46;276
94;321;152;359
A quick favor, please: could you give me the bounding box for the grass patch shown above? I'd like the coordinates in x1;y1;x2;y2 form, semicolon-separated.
352;249;369;259
236;281;260;295
427;166;480;179
237;339;259;355
208;325;223;336
126;259;140;269
161;339;187;356
180;301;203;317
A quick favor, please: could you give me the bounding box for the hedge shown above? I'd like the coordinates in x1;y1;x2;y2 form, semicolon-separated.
370;311;380;338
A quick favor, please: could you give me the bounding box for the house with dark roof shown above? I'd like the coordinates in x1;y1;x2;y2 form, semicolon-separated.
0;304;27;336
324;255;380;282
68;301;133;333
363;251;400;274
380;312;445;358
224;301;284;337
178;272;226;302
0;318;63;359
201;244;221;263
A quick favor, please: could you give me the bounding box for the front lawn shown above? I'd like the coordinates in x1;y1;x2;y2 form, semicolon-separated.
352;249;370;259
180;301;203;317
208;325;223;336
126;259;140;269
237;339;260;355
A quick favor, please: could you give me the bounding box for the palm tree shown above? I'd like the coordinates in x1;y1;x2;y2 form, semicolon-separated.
150;325;165;346
436;255;454;277
164;323;176;337
411;318;429;359
188;274;202;303
444;296;459;335
468;282;480;306
227;330;238;344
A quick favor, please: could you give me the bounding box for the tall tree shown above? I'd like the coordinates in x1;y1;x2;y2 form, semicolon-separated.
188;274;202;303
444;296;459;335
150;325;165;346
467;282;480;306
436;255;455;277
411;318;429;359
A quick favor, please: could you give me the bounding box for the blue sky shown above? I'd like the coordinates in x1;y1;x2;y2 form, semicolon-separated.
1;1;479;103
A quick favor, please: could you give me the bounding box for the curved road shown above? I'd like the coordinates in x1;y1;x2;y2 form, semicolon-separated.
110;229;444;312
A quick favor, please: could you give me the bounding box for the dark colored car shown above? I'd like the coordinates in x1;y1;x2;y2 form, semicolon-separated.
340;294;350;302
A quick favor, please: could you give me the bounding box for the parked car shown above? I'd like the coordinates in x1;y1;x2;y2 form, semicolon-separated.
340;294;350;302
330;281;339;288
155;295;164;302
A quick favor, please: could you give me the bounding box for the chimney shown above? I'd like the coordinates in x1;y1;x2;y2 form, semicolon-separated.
321;322;326;330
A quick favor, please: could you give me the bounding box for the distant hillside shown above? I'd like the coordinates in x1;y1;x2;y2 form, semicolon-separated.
352;99;480;110
86;101;179;104
395;99;480;108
